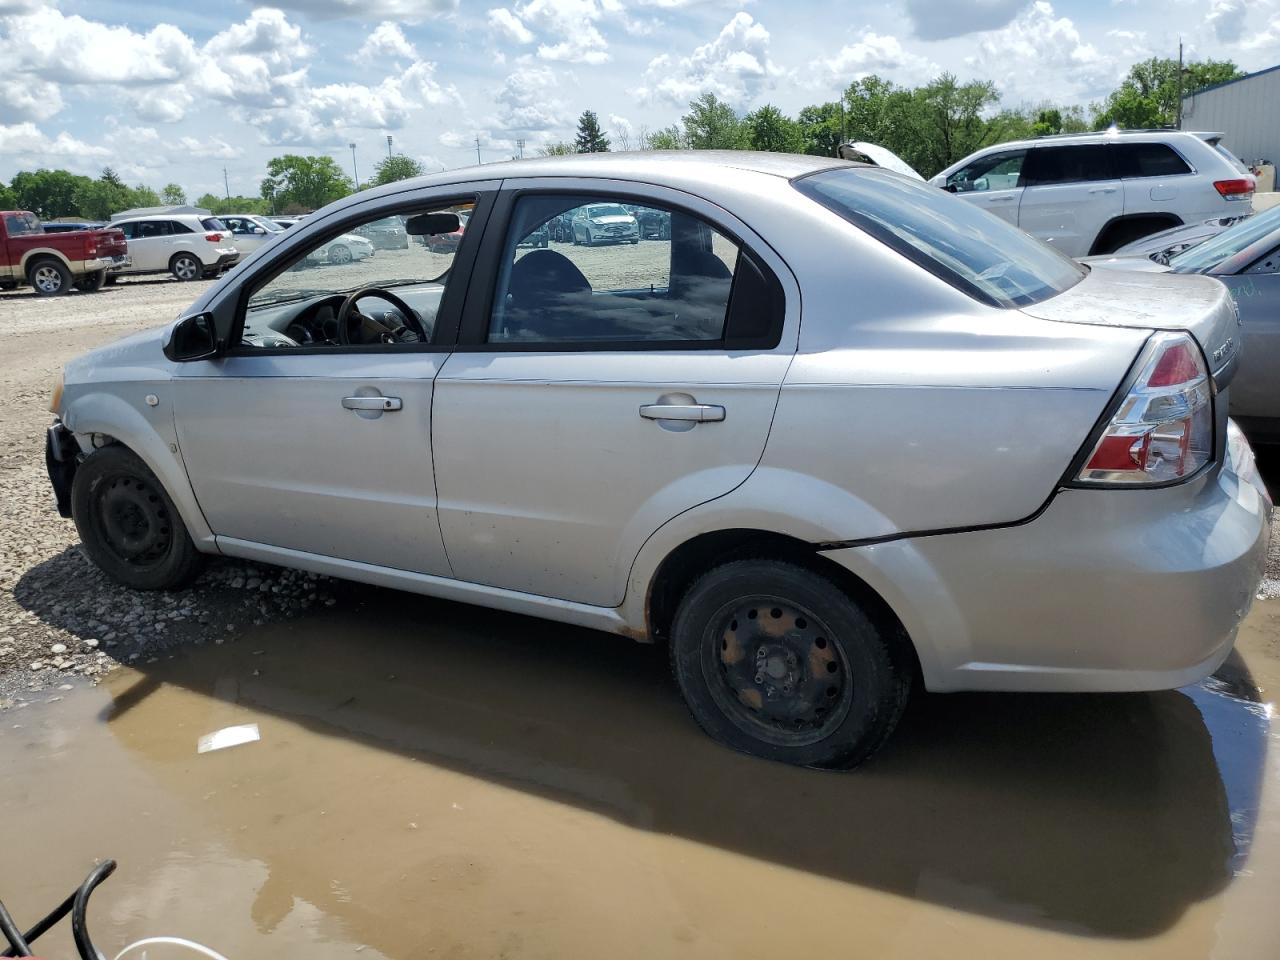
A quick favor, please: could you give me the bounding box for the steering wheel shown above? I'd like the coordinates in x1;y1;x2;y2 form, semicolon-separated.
336;287;429;345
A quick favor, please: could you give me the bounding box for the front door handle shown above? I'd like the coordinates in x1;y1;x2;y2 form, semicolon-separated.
640;403;725;422
985;195;1014;202
1088;187;1118;194
342;395;402;412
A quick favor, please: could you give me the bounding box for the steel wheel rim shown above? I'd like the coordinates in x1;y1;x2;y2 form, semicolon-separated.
701;597;854;747
34;266;62;292
174;257;198;280
92;473;174;569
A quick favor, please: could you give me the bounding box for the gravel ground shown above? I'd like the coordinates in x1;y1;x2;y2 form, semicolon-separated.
1;270;1278;709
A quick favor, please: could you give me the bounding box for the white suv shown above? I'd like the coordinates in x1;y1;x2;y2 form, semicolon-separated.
930;130;1255;257
106;214;240;282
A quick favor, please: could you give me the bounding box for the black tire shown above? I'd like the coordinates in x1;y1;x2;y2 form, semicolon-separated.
170;253;202;281
74;269;107;293
71;445;204;591
103;274;118;286
670;559;913;769
27;258;72;296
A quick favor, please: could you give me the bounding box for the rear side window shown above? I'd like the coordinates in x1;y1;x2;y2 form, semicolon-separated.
795;167;1085;308
3;212;41;237
1023;145;1114;185
1210;141;1250;175
201;218;228;231
168;220;193;234
1115;143;1193;178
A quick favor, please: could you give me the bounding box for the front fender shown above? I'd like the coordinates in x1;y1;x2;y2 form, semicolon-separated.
62;386;216;550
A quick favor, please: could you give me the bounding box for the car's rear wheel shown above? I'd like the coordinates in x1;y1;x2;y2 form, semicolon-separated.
28;258;72;296
74;269;107;292
329;244;353;264
670;559;913;768
71;445;204;591
170;253;202;281
103;274;118;286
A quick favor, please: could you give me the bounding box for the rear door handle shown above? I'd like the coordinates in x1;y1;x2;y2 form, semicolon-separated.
342;396;402;412
985;195;1014;202
639;403;725;422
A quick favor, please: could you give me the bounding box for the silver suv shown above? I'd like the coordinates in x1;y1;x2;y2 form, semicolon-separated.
931;130;1256;257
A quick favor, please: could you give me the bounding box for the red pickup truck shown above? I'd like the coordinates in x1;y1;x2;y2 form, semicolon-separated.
0;211;130;296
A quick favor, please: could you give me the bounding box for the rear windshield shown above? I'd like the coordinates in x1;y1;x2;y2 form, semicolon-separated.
1170;204;1280;273
794;167;1084;308
4;212;42;237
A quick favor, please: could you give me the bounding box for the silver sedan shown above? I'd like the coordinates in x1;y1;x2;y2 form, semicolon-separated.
45;152;1271;767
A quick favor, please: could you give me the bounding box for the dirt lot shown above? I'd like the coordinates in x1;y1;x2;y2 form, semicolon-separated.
2;273;1280;959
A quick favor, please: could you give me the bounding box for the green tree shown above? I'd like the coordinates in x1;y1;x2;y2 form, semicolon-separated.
643;125;687;150
0;181;15;210
681;93;746;150
371;154;425;186
196;193;272;216
260;155;353;212
161;183;186;205
537;141;576;156
100;167;126;189
798;102;844;157
1095;57;1242;129
74;179;128;220
574;110;611;153
910;74;1003;176
126;185;160;209
10;169;92;219
743;104;801;153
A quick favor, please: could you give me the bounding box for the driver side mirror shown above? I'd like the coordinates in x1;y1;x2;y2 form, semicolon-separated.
164;313;219;362
405;212;460;236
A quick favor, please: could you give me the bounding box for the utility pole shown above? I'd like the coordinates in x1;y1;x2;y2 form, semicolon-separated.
386;135;393;160
516;138;525;159
1175;39;1184;129
475;136;482;165
223;167;231;202
349;141;360;189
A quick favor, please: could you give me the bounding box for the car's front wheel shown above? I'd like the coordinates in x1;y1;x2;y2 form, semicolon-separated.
329;244;353;264
71;445;204;590
170;253;202;281
670;559;913;768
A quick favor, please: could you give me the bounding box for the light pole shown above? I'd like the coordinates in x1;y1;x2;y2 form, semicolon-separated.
349;141;360;189
386;135;393;160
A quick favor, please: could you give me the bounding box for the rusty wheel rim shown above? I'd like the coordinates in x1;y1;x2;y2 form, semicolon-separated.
702;598;853;748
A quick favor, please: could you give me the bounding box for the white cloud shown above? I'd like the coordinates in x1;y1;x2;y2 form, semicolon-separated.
486;64;573;141
487;8;534;43
639;12;781;108
0;122;110;163
0;77;65;122
2;11;198;86
356;22;418;61
967;2;1114;104
904;0;1030;41
265;0;457;19
1206;0;1247;44
818;31;939;86
504;0;611;63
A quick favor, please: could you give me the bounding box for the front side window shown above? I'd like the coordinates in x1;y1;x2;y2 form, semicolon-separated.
946;150;1026;193
1023;145;1114;186
1115;143;1192;179
797;167;1085;308
488;195;740;344
239;201;474;349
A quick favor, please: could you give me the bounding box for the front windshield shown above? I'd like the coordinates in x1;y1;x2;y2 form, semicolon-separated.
587;204;629;219
795;167;1085;308
1170;205;1280;274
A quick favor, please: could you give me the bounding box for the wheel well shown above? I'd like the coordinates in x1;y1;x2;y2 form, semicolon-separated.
25;253;67;277
1090;214;1183;256
646;529;920;675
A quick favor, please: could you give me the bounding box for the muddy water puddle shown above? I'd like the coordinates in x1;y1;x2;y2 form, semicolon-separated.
2;592;1279;959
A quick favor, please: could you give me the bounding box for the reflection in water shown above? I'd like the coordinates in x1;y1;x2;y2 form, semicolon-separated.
1;590;1274;960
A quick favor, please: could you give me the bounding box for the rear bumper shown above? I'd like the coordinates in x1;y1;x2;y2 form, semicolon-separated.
825;421;1272;693
94;254;131;274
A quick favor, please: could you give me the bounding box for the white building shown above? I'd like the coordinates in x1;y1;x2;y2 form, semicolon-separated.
1181;65;1280;168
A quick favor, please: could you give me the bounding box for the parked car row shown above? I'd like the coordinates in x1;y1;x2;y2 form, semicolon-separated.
46;151;1273;771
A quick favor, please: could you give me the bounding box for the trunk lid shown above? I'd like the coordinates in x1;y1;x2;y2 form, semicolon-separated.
1020;266;1241;383
836;142;925;181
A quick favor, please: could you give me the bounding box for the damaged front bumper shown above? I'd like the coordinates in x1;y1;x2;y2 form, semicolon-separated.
46;419;81;518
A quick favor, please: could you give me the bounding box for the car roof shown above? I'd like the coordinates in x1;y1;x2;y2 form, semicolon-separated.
110;212;208;224
971;129;1220;153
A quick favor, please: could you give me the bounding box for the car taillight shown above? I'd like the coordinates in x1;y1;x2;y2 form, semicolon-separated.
205;233;223;242
1075;332;1213;485
1214;178;1254;200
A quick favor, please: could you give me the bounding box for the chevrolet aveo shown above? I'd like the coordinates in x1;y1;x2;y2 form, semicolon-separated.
46;152;1271;768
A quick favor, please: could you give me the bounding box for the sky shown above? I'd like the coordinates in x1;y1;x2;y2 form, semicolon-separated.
0;0;1276;200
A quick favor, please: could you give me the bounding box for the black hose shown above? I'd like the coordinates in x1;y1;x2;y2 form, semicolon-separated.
71;861;117;960
0;892;75;958
0;899;32;957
